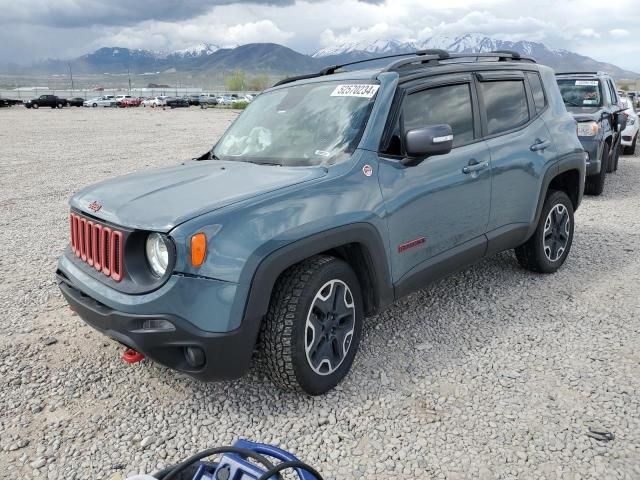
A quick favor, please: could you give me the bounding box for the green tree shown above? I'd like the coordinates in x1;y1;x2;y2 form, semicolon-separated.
247;74;270;91
225;70;246;91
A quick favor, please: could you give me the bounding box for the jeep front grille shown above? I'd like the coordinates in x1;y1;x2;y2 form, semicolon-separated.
69;213;124;281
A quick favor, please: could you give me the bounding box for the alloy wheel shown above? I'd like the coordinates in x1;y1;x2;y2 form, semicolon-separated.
305;279;355;376
543;204;570;262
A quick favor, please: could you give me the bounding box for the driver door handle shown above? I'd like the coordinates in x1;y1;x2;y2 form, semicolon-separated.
530;138;551;151
462;159;489;174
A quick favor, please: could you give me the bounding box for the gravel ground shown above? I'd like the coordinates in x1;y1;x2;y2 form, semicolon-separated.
1;106;639;479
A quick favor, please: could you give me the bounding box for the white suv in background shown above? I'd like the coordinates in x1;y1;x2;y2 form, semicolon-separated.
621;97;639;154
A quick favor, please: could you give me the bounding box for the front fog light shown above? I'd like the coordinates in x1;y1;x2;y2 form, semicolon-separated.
146;233;169;277
142;319;175;332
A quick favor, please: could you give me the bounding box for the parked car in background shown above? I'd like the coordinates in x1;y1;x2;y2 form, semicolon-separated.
556;71;626;195
24;94;68;109
166;97;190;108
0;96;22;107
67;97;85;107
118;97;142;108
57;51;586;394
216;95;235;105
188;95;202;106
142;96;167;107
620;97;639;154
199;95;219;108
84;96;117;107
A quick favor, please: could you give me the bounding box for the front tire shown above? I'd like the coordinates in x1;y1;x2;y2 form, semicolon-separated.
515;190;574;273
608;141;620;172
32;103;39;109
259;255;363;395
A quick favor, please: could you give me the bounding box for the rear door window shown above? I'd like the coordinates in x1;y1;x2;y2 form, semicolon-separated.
479;80;530;135
403;83;475;147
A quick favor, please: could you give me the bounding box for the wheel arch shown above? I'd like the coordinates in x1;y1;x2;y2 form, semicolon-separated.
240;223;394;338
548;168;581;211
526;152;585;240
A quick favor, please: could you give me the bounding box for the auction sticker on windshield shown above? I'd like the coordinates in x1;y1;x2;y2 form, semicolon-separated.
331;84;380;98
575;80;599;86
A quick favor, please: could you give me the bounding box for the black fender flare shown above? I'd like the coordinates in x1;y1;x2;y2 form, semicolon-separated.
526;152;586;240
235;222;394;353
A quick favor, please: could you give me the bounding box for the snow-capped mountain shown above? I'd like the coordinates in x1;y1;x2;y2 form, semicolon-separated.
168;43;221;58
4;34;637;79
313;39;414;58
314;34;561;58
312;33;638;78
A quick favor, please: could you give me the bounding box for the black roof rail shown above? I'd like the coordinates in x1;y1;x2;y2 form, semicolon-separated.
555;71;602;76
272;49;536;87
272;50;444;87
491;49;522;60
384;51;535;72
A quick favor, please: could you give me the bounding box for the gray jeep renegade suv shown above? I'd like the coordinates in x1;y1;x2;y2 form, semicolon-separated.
556;71;627;196
57;50;586;395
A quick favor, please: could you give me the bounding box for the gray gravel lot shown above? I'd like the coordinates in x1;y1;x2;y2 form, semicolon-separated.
1;106;639;479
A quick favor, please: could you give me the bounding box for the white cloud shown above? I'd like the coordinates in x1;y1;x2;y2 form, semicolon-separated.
610;28;629;38
578;28;600;38
92;19;293;52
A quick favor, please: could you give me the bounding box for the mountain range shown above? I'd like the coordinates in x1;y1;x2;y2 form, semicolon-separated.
3;34;638;79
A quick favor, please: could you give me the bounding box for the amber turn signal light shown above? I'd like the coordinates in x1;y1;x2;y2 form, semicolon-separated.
191;233;207;267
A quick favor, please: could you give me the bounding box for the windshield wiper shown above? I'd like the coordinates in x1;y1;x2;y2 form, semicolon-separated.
563;99;583;107
241;159;281;166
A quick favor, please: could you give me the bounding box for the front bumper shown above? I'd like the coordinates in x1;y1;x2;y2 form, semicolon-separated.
57;273;256;381
578;137;601;176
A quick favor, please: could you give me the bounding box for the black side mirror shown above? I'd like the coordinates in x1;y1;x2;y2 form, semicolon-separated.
402;124;453;166
616;112;628;131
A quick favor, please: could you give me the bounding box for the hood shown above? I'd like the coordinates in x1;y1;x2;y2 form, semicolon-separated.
566;107;602;121
71;160;327;231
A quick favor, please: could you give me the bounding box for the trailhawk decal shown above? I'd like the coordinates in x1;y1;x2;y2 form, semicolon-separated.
330;84;380;98
575;80;599;86
398;237;426;253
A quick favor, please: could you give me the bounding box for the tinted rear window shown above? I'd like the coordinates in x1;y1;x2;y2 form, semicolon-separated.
526;72;546;114
403;83;474;147
480;80;529;135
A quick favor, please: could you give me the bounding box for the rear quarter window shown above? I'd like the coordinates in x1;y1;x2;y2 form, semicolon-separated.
526;72;547;114
480;80;530;135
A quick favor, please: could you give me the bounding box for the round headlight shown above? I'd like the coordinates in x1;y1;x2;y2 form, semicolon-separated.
145;233;169;277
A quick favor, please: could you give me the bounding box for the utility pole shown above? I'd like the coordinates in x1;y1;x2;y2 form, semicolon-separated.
68;63;74;92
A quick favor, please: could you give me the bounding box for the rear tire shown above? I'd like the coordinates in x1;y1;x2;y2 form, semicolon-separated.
584;143;609;196
258;255;363;395
515;190;574;274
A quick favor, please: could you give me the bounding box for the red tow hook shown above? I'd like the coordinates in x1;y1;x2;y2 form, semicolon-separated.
122;348;145;364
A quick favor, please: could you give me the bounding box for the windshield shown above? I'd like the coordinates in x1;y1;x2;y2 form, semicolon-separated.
557;79;602;107
212;80;378;166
